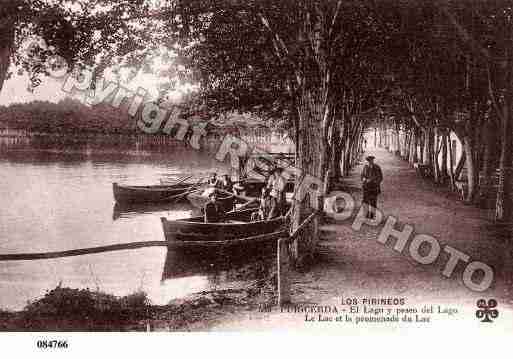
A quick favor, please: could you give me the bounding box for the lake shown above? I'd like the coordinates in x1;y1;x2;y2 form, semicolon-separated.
0;147;277;310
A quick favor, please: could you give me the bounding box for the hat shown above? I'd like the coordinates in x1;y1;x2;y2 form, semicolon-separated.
365;156;375;161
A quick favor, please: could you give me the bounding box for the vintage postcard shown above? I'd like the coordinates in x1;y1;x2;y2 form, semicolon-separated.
0;0;512;355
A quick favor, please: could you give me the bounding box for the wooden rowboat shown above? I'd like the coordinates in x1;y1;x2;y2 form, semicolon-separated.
160;208;288;245
112;182;199;204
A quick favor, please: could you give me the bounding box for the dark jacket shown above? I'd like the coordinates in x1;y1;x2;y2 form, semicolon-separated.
361;163;383;195
204;200;222;223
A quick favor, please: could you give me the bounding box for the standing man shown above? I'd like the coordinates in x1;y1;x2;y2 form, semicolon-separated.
361;155;383;219
267;167;286;219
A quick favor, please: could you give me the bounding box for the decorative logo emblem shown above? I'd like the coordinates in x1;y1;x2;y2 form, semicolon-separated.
476;299;498;323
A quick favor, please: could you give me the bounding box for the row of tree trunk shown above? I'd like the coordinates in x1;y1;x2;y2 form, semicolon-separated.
289;91;366;267
375;117;512;224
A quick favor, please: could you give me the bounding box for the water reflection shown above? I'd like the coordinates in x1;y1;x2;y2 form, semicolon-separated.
112;202;200;221
161;244;276;293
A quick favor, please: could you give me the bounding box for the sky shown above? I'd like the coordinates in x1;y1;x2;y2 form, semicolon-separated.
0;74;66;105
0;68;189;106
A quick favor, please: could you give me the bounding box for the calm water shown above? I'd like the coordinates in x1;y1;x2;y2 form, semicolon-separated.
0;148;274;310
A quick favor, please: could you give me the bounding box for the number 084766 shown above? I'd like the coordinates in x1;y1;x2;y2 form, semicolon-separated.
36;340;68;349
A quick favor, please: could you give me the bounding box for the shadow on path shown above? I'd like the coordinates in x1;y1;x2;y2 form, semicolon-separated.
315;146;513;306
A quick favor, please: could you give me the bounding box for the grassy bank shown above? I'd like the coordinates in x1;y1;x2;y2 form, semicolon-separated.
0;277;276;332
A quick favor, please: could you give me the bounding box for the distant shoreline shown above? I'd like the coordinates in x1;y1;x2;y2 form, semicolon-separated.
0;127;293;157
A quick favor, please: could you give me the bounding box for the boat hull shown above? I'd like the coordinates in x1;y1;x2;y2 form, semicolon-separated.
161;208;287;245
113;182;197;204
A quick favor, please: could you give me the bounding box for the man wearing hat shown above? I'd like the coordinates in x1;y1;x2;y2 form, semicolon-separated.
361;155;383;219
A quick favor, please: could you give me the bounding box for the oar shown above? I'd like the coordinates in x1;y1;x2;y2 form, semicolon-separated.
215;188;257;203
160;174;193;186
166;177;206;202
162;187;200;203
171;174;194;186
235;198;259;211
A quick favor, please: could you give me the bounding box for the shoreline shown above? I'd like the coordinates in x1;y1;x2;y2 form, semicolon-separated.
0;134;291;158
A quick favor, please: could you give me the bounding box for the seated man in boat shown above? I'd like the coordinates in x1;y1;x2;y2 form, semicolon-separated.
204;189;223;223
202;172;221;197
207;172;221;188
233;180;245;196
267;167;286;219
220;174;234;192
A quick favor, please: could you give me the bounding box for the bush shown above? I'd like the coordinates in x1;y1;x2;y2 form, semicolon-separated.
119;291;150;310
19;286;150;330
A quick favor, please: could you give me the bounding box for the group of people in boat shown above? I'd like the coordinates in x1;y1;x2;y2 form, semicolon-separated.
205;172;236;193
203;167;287;223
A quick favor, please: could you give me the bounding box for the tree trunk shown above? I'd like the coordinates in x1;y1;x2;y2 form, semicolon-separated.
406;130;413;161
408;129;415;165
411;129;419;164
324;115;335;192
291;87;329;266
480;112;498;208
495;35;513;222
423;129;431;165
343;140;351;176
448;132;455;190
0;15;15;94
419;129;424;164
463;136;476;203
441;130;449;184
454;148;466;181
432;127;440;183
495;108;513;221
330;126;343;181
395;127;401;156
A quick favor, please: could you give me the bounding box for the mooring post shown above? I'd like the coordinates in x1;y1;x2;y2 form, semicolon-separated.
277;238;291;306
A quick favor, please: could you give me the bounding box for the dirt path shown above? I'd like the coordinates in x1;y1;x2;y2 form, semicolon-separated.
206;146;513;332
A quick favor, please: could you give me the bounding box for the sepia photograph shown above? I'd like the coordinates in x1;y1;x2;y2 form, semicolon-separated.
0;0;512;354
